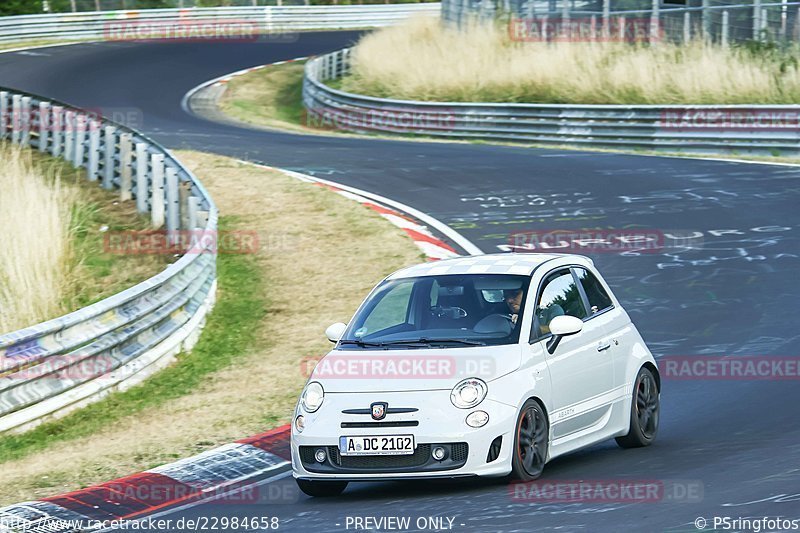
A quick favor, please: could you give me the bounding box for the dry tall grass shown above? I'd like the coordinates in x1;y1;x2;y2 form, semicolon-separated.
343;17;800;104
0;146;76;334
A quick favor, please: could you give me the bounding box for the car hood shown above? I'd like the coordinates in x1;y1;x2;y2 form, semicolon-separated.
309;345;521;393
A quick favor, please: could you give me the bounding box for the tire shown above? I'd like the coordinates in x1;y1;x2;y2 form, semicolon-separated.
510;399;549;481
616;366;660;449
296;478;348;497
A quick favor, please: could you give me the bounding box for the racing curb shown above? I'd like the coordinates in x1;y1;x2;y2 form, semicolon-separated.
0;161;472;533
0;425;292;532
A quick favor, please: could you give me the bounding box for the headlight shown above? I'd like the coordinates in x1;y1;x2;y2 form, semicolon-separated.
300;381;324;412
450;378;487;409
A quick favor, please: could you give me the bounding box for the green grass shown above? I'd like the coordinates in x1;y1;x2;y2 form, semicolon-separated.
219;62;307;131
0;216;266;464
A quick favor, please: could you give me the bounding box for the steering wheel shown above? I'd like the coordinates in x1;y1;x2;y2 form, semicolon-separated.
430;306;468;319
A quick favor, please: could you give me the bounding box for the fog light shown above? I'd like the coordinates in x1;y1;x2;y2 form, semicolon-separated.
294;415;305;433
314;448;327;463
432;446;447;461
466;410;489;428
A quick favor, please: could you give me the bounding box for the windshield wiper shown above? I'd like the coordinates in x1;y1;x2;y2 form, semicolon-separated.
383;338;487;346
338;339;387;347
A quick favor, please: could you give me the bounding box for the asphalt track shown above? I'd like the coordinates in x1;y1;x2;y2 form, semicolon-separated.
2;33;800;533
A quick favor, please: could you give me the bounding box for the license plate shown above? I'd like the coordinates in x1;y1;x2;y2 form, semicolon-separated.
339;435;415;456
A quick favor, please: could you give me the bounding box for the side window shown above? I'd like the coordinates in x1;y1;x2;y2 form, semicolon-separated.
575;268;613;315
359;282;413;336
533;270;588;338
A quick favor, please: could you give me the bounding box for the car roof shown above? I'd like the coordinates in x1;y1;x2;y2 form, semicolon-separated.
386;253;592;280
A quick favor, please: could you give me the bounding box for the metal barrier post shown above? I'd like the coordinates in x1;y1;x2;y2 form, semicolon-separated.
722;10;730;46
20;96;31;146
151;153;166;228
51;105;63;157
119;133;133;200
103;125;116;189
74;113;86;167
683;11;691;43
136;142;149;213
87;121;100;181
0;91;8;140
650;0;660;43
166;166;180;244
11;94;21;144
188;196;200;231
63;110;74;160
38;101;50;152
754;0;762;39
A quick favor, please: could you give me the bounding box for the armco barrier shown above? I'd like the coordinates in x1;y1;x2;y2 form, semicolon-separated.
0;87;218;433
0;3;439;43
303;48;800;155
0;2;437;434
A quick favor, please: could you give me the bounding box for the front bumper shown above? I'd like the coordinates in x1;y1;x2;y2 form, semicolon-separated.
291;389;517;480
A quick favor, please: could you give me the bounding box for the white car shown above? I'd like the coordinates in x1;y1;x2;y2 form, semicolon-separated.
291;253;660;497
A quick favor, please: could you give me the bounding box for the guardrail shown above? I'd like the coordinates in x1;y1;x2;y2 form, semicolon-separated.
303;48;800;155
0;88;218;433
0;3;440;43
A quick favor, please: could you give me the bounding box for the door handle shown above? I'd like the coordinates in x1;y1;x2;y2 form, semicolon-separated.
597;341;611;352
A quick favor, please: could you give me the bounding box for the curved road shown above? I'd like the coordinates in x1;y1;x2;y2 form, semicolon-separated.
2;34;800;532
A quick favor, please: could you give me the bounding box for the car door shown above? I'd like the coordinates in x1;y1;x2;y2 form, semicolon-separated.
532;267;615;439
573;266;627;390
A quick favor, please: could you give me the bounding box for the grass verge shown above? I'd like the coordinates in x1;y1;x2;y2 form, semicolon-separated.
0;151;423;505
217;61;309;133
341;17;800;105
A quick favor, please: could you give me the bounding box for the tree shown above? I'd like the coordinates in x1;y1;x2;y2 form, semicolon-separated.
0;0;44;16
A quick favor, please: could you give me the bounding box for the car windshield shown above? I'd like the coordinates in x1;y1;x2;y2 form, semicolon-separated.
339;274;530;348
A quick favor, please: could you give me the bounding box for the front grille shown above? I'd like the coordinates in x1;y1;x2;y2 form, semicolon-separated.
299;446;317;464
451;442;469;463
329;445;431;468
299;443;469;474
340;421;419;428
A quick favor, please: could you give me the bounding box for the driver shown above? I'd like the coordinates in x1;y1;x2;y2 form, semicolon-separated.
503;288;523;325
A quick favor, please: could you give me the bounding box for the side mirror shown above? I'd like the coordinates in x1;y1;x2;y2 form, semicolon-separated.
325;322;347;343
546;315;583;354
